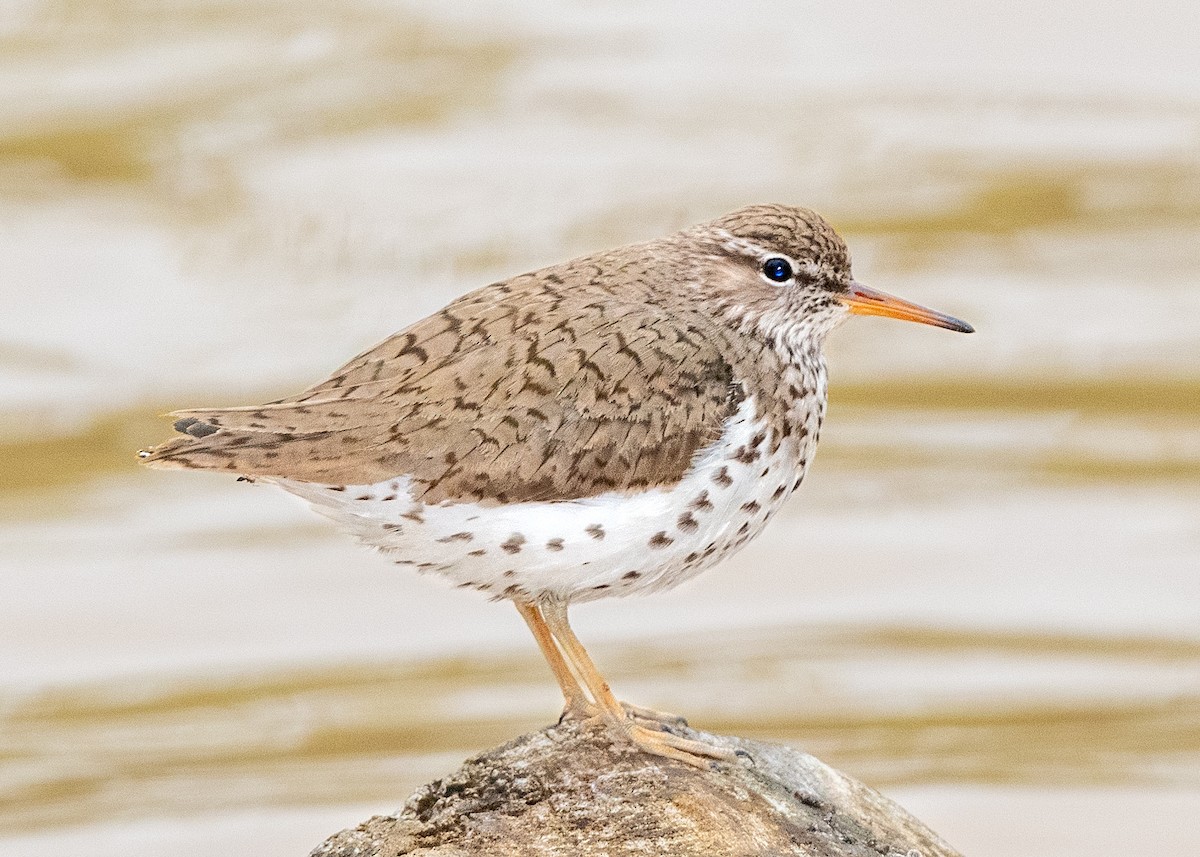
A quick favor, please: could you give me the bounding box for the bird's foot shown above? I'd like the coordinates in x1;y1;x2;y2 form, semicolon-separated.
559;698;686;729
558;699;602;724
617;721;739;769
621;701;688;728
559;695;728;767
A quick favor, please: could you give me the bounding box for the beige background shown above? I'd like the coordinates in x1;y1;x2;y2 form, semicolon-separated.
2;1;1198;855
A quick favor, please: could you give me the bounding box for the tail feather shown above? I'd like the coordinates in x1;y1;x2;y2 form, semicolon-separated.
137;432;229;471
137;422;354;479
137;401;363;478
136;387;428;484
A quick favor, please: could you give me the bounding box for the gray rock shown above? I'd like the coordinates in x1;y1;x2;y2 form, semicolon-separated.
310;719;962;857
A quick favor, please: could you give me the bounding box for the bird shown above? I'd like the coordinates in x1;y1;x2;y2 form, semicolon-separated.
139;203;972;768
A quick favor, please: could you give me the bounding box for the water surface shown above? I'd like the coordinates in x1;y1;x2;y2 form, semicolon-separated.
2;2;1198;855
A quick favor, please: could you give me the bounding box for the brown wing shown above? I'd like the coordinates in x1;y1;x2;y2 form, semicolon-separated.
140;276;744;504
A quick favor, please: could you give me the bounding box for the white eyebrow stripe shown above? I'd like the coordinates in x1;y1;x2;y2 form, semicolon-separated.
714;229;775;259
713;229;822;282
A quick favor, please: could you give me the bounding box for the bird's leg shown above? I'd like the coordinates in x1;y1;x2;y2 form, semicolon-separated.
533;601;679;726
537;599;623;717
539;599;736;769
514;600;594;719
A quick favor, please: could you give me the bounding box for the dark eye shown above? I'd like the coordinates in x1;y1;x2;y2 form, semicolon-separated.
761;257;793;283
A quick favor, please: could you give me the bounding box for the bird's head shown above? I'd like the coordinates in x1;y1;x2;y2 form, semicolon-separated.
687;204;973;347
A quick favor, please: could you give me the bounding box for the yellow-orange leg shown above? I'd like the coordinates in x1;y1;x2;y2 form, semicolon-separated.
515;601;681;726
539;599;736;769
514;600;593;717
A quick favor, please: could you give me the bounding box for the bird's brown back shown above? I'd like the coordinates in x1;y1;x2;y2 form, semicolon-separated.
141;245;754;504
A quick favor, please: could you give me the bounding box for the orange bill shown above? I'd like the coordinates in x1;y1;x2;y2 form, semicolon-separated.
840;281;974;333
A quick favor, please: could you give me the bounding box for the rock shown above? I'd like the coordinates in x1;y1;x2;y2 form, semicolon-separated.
310;719;962;857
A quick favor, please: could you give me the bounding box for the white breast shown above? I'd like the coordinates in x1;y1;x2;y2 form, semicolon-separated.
273;394;819;603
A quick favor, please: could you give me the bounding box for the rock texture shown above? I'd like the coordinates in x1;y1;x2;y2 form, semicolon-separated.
310;719;962;857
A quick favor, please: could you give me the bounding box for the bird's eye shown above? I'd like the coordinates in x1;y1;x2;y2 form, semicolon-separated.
761;257;793;283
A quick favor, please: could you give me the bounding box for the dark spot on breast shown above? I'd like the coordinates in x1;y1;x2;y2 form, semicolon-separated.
401;509;425;524
648;531;674;549
355;494;372;501
677;511;699;532
468;549;487;557
772;485;787;500
691;491;714;511
501;533;526;554
585;524;605;540
437;531;474;543
592;584;610;591
622;571;641;580
713;467;733;487
737;522;750;535
730;446;759;464
740;501;761;514
546;538;565;552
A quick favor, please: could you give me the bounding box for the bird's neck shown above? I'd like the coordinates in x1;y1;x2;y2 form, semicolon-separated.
726;328;828;468
773;335;828;460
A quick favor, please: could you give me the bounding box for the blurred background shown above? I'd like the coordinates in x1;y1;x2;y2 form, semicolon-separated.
2;1;1198;854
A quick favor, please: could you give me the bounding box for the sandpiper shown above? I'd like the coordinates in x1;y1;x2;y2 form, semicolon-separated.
140;204;972;767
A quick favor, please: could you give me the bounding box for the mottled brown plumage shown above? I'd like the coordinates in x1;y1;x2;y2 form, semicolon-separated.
140;203;972;768
141;204;850;504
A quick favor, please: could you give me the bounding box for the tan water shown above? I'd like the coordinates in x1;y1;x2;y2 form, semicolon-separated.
2;2;1199;855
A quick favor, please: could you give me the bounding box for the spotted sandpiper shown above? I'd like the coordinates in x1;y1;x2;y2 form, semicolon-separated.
140;204;972;767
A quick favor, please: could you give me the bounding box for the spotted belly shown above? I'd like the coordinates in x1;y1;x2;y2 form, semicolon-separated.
272;397;814;602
